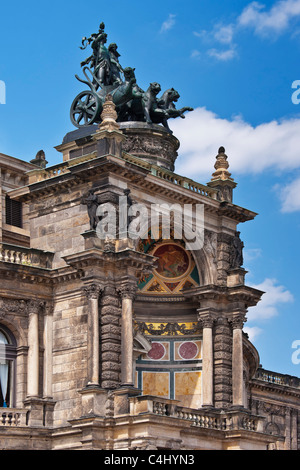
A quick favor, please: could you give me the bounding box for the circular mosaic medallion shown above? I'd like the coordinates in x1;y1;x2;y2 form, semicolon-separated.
153;243;189;279
178;341;198;360
147;342;166;360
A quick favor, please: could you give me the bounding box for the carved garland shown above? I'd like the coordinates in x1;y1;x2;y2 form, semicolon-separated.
134;321;201;336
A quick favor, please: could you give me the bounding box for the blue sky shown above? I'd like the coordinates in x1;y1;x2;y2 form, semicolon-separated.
1;0;300;376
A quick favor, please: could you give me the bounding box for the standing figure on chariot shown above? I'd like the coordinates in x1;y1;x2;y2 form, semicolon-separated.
71;21;193;129
80;22;122;89
108;43;123;85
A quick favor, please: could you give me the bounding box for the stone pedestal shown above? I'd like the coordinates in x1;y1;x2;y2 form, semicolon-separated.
227;268;247;287
79;386;110;417
23;398;55;427
120;122;179;171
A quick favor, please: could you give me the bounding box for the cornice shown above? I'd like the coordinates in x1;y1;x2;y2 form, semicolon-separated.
63;247;155;272
250;378;300;399
183;284;264;307
0;260;84;286
6;152;256;224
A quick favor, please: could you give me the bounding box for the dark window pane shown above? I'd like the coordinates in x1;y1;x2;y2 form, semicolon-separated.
6;196;22;228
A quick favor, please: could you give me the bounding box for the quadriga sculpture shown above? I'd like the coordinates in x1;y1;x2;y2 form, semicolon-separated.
70;22;193;132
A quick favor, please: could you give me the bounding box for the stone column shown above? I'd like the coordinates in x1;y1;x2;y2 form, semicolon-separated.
43;302;53;399
84;284;103;387
117;284;136;387
27;300;41;398
100;285;122;389
231;314;245;408
198;311;215;407
214;316;232;408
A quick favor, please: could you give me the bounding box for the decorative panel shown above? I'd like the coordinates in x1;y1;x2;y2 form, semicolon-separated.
174;371;202;409
142;371;170;398
136;337;202;408
137;237;200;294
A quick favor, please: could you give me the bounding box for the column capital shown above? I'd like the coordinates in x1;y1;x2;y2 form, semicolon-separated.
197;309;217;328
117;283;137;300
27;299;44;314
83;283;104;300
229;312;246;329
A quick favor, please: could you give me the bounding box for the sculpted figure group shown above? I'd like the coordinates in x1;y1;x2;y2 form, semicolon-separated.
70;22;193;131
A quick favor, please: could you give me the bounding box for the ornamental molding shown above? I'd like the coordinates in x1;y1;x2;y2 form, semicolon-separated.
0;298;28;317
136;295;186;302
134;321;201;336
0;297;48;317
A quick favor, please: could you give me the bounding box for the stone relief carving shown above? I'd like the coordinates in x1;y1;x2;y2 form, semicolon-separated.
135;321;201;336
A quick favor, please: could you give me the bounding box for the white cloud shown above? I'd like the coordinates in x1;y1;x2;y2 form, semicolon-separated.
279;175;300;212
171;107;300;188
244;326;263;341
247;278;294;321
160;14;176;33
238;0;300;37
207;47;237;61
171;107;300;212
214;24;235;44
190;49;201;59
194;23;237;61
243;248;263;263
193;1;300;61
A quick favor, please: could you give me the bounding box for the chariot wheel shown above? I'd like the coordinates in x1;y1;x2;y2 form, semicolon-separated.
70;90;101;127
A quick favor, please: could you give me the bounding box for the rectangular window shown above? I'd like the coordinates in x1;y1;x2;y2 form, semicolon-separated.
5;196;22;228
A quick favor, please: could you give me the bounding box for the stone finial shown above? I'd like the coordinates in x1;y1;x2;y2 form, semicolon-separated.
207;146;237;202
30;150;48;169
98;94;120;131
210;146;234;182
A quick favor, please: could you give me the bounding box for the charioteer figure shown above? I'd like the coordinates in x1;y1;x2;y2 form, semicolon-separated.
70;21;193;130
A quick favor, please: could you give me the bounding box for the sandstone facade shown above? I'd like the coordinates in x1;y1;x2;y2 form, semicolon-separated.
0;118;299;451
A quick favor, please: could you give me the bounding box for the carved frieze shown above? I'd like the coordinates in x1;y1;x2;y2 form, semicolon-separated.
134;321;201;336
0;298;28;317
0;298;47;318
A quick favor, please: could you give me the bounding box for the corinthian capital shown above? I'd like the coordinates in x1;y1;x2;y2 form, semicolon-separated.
230;312;246;330
117;284;136;300
197;309;216;329
27;299;44;314
83;283;103;300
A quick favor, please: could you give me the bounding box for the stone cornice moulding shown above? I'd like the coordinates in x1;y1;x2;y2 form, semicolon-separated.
184;284;264;311
7;154;256;224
